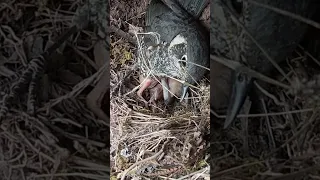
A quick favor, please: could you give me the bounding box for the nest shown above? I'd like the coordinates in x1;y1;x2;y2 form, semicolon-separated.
110;0;210;179
110;1;320;180
135;31;188;85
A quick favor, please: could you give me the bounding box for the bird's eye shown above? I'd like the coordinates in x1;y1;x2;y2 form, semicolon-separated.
229;0;243;15
180;55;187;67
146;46;155;58
237;72;248;82
237;73;244;82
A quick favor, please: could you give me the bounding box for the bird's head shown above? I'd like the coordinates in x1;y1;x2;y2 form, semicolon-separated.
136;32;192;105
138;33;188;81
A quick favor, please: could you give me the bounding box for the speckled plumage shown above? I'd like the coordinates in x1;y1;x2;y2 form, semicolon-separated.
139;0;209;86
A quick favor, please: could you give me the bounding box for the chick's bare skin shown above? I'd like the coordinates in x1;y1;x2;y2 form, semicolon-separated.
137;74;183;107
149;83;163;105
137;74;161;107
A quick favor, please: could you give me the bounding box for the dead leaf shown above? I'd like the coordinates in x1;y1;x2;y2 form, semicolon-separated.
120;50;132;65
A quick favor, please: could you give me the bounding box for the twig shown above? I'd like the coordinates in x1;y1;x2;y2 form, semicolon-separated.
264;110;318;157
29;173;108;180
120;140;168;180
177;166;209;180
254;82;286;106
110;25;136;44
261;98;276;149
38;62;108;114
267;164;320;180
212;161;264;177
211;107;318;119
211;55;291;90
298;45;320;68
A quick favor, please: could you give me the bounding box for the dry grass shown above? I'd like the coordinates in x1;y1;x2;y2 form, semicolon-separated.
109;0;210;179
210;1;320;179
0;0;109;179
1;0;320;179
211;53;320;179
111;0;320;179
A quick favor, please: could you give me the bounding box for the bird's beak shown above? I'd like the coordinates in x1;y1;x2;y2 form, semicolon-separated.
179;85;189;102
161;78;169;102
162;78;187;105
161;78;175;105
224;71;253;129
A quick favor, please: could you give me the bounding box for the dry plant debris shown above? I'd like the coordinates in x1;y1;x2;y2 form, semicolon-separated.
0;0;109;179
210;1;320;179
109;0;210;179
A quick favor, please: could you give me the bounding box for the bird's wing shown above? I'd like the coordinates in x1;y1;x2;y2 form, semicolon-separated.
176;0;208;19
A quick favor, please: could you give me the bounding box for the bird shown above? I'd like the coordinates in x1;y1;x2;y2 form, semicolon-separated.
210;0;317;128
136;0;209;106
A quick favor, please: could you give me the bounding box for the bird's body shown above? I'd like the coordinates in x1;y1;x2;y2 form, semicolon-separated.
210;0;317;127
137;0;209;106
211;0;315;73
137;73;182;106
